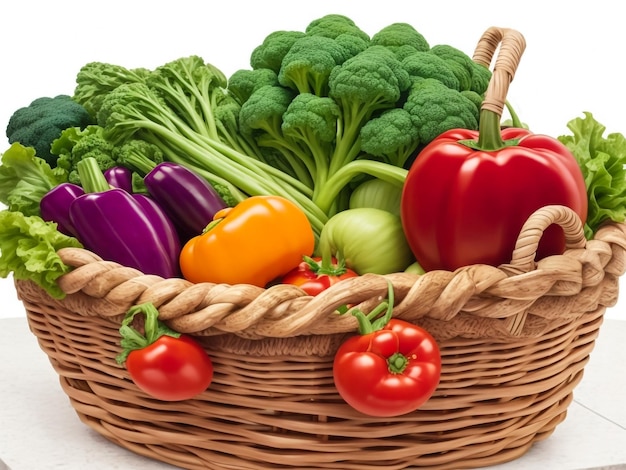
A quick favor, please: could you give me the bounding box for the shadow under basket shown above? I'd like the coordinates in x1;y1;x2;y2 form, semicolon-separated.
14;204;626;470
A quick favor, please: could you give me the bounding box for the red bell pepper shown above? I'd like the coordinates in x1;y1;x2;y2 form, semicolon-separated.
401;109;588;272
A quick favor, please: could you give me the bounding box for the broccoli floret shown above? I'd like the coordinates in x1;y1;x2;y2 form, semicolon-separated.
334;33;370;58
228;68;279;104
73;62;150;119
328;45;411;170
281;93;341;192
429;44;479;92
250;30;307;73
404;78;479;146
305;14;370;42
237;85;312;182
51;124;116;184
469;63;492;95
401;51;461;90
238;85;295;141
278;35;353;96
370;23;430;54
360;108;420;168
460;90;484;115
114;139;164;175
6;95;94;167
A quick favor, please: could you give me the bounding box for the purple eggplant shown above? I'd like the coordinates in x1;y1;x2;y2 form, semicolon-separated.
119;152;227;240
39;182;85;236
104;166;134;193
69;157;181;278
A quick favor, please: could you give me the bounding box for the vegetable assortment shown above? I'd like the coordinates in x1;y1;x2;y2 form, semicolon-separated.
2;13;626;411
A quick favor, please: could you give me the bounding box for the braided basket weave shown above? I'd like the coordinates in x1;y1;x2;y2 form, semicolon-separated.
14;27;626;470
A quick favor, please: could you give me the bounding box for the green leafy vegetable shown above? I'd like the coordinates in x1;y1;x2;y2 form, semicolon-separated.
558;112;626;238
0;210;82;298
0;143;67;216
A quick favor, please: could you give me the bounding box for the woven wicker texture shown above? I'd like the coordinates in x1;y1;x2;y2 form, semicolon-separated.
13;26;626;470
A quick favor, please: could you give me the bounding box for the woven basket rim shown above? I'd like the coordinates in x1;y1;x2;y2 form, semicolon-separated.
23;205;623;342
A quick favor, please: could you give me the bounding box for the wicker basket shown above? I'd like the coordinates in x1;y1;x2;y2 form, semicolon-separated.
14;27;626;470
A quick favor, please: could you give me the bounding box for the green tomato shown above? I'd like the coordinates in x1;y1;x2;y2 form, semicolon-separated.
317;208;414;275
348;178;403;216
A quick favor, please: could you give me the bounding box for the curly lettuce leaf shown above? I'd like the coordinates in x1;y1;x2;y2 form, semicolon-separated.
558;112;626;239
0;210;82;298
0;143;67;216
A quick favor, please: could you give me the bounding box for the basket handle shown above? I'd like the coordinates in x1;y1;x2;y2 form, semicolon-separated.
500;205;587;334
506;205;587;273
472;26;526;119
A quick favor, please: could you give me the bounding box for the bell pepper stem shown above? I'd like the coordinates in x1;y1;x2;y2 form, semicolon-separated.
459;110;521;152
115;302;180;365
77;157;113;193
476;110;506;150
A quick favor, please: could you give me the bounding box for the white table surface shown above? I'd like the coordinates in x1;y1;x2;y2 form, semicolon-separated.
1;311;625;470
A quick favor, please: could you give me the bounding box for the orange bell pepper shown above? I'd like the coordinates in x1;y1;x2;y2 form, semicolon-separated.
179;195;315;287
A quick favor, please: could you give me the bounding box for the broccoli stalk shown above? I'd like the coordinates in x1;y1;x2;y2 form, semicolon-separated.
98;80;327;234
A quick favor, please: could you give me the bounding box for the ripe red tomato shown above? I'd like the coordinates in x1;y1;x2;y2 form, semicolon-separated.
280;256;359;296
125;334;214;401
116;302;213;401
333;319;441;417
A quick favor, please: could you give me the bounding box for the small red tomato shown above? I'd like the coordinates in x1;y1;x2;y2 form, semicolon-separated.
125;334;214;401
116;303;213;401
281;256;359;296
333;282;441;417
334;319;441;417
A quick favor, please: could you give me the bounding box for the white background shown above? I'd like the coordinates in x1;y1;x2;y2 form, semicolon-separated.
0;0;624;320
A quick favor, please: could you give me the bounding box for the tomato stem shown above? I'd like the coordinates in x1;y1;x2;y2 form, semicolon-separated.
304;254;347;276
387;352;409;374
351;280;395;335
116;302;180;364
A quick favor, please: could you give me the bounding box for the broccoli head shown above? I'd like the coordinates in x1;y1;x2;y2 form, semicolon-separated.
360;108;420;168
403;78;479;146
238;85;295;140
402;51;461;90
329;45;411;119
305;14;370;42
228;68;279;104
6;95;94;167
429;44;479;92
278;35;353;96
281;93;341;188
250;30;307;73
334;33;370;58
370;23;430;55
